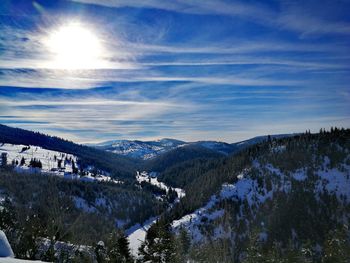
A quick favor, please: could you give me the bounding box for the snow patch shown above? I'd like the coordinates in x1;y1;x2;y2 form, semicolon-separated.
126;217;158;257
136;171;185;198
72;196;96;213
0;230;14;258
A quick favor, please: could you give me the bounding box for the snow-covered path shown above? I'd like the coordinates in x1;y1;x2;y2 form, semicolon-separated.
126;217;157;257
127;172;186;257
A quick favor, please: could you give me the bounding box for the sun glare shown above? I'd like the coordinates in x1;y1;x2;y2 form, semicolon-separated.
44;22;105;69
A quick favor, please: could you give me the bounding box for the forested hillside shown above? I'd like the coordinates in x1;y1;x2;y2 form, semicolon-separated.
0;167;165;262
1;127;349;262
0;124;138;179
138;128;350;262
144;144;225;173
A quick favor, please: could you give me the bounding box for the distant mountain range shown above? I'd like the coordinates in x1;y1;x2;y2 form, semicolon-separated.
89;134;296;160
89;138;186;160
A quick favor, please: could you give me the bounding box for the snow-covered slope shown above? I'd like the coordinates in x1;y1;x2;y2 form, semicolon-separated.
172;157;350;243
0;143;120;184
127;217;157;257
0;143;77;173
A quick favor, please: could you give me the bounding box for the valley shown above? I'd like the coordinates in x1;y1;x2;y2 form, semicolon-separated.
0;125;349;262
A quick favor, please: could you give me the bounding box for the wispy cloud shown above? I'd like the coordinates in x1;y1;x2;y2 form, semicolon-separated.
1;0;349;142
71;0;350;36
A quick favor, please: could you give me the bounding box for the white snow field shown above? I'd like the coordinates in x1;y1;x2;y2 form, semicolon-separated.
0;143;77;173
0;143;120;185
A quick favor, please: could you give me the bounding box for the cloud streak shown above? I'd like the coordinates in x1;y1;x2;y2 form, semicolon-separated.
0;0;349;142
71;0;350;36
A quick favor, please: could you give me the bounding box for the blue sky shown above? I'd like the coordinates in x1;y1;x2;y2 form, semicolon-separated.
0;0;349;143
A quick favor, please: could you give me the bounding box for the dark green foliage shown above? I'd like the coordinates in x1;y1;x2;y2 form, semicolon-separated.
20;156;26;166
138;220;177;263
140;181;167;196
158;158;222;189
178;227;191;255
0;167;163;261
1;127;349;262
158;128;350;262
166;128;350;222
29;158;42;168
144;144;224;173
1;152;7;166
322;226;350;263
106;230;133;263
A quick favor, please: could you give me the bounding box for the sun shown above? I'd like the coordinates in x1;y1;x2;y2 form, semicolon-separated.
44;22;105;69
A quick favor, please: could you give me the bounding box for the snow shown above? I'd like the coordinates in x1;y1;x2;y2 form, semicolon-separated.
72;196;97;213
136;171;185;198
220;176;272;206
0;143;77;173
93;139;185;160
0;143;122;185
72;195;121;214
126;217;157;257
316;165;350;199
0;258;45;262
95;197;107;207
126;171;187;257
115;219;128;228
0;230;14;258
171;157;350;244
171;169;271;241
37;238;92;262
0;230;45;262
271;145;286;153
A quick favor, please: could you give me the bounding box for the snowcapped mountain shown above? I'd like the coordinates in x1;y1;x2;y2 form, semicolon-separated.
90;135;295;160
90;138;186;160
91;138;240;160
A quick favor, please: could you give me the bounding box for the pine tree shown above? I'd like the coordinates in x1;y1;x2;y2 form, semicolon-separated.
322;226;350;263
179;227;191;255
1;152;7;166
243;229;265;263
107;230;133;263
95;241;107;263
138;220;176;263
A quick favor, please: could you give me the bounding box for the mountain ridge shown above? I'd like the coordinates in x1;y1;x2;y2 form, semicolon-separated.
89;134;297;160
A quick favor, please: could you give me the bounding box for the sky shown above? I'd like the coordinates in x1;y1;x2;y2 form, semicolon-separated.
0;0;349;143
